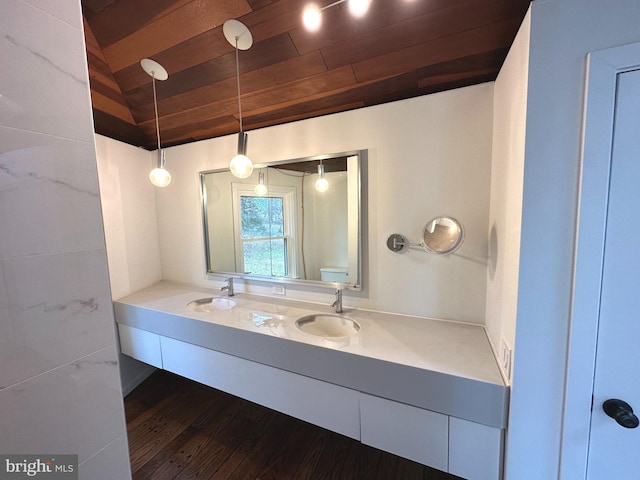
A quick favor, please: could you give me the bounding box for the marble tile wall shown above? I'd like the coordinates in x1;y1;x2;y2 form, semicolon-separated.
0;1;131;478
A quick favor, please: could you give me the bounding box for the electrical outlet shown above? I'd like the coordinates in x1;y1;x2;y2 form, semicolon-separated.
501;339;512;381
272;285;286;296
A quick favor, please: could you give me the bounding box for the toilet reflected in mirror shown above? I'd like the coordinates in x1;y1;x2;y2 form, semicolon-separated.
320;267;349;282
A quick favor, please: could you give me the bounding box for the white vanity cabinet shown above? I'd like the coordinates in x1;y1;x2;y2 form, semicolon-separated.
360;393;449;471
118;326;505;479
114;284;507;480
359;394;503;480
117;323;162;368
159;336;361;440
449;417;503;480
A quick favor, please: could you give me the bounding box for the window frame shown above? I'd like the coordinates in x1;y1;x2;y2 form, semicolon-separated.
231;183;298;278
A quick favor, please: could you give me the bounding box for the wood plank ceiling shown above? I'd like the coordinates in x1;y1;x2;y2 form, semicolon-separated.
82;0;531;150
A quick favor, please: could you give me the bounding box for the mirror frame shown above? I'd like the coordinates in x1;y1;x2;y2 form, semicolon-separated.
200;150;365;291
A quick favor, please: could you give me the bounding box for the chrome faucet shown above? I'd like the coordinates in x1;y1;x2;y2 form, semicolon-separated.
221;277;234;297
332;289;343;313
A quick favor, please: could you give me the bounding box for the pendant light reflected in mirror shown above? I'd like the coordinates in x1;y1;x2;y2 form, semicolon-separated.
315;160;329;192
141;58;171;187
254;170;268;196
224;19;254;179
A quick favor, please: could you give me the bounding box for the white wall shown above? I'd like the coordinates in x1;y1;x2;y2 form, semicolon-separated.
95;135;161;394
0;1;131;478
506;0;640;478
95;135;162;300
302;170;348;281
486;11;530;383
155;84;494;323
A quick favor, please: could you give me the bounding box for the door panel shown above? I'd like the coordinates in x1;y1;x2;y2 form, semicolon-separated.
587;69;640;479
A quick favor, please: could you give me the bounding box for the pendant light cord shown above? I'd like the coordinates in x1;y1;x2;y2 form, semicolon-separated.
152;74;161;151
235;38;243;133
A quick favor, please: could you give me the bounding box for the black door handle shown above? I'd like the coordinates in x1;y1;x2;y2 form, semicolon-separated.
603;399;640;428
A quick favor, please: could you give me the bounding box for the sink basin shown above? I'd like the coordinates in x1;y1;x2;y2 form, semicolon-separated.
295;314;360;337
187;297;237;312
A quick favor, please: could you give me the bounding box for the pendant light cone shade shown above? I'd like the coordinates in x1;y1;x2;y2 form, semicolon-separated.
315;162;329;192
141;58;171;187
224;20;254;179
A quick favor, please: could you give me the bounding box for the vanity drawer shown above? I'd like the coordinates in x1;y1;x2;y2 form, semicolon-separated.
118;323;162;368
160;336;361;439
449;416;503;480
360;393;449;472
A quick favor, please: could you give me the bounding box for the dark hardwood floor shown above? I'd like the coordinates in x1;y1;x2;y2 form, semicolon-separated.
124;370;463;480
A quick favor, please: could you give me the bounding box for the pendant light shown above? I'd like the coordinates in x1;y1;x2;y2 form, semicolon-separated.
224;19;254;179
254;170;268;196
141;58;171;187
315;159;329;192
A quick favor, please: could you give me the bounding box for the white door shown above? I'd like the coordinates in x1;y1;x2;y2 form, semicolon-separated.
587;68;640;479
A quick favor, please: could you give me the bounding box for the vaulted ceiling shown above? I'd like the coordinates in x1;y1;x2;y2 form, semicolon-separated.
82;0;530;150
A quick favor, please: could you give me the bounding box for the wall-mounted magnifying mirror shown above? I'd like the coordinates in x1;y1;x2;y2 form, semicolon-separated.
387;216;464;256
422;216;464;255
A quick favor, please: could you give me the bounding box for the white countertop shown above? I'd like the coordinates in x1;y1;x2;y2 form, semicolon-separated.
114;281;508;428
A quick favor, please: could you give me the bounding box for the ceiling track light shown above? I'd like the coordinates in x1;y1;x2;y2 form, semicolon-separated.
141;58;171;187
303;0;372;32
224;19;254;179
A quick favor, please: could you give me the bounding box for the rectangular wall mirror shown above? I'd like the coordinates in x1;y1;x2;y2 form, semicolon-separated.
200;150;363;290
